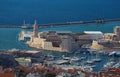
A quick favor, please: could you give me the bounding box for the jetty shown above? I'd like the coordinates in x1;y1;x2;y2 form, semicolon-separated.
0;18;120;28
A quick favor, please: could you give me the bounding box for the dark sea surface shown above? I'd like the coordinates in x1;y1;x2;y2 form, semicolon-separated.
0;0;120;25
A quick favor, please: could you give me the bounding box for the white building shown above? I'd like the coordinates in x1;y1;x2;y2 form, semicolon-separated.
84;31;103;40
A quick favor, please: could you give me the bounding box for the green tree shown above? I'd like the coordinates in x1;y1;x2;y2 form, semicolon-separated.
45;72;56;77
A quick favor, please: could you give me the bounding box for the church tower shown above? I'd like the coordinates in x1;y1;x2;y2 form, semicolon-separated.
33;20;38;37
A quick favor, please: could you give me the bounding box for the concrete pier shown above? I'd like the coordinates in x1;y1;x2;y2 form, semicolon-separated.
0;18;120;28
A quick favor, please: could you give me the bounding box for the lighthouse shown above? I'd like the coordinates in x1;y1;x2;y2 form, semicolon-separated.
33;20;38;37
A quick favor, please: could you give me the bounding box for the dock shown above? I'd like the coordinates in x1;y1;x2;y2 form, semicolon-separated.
0;18;120;28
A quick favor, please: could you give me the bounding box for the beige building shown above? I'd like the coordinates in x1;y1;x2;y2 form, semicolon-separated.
91;26;120;50
90;40;104;50
103;26;120;41
103;33;117;41
114;26;120;36
27;31;77;52
26;22;94;52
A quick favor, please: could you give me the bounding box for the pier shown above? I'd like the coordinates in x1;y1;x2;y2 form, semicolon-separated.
0;18;120;28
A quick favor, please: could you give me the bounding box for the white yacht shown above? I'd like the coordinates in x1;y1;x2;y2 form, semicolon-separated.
54;60;70;65
108;51;116;56
46;54;54;61
81;66;93;72
85;65;96;68
80;57;86;60
86;53;95;64
112;62;120;68
92;53;101;62
62;55;71;60
71;56;80;61
86;60;94;64
104;61;116;68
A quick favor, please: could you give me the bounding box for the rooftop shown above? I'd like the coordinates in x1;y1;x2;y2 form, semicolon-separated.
24;50;40;54
43;31;72;34
104;33;116;35
84;31;103;34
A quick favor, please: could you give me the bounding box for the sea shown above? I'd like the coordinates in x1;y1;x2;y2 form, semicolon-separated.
0;0;120;25
0;0;120;72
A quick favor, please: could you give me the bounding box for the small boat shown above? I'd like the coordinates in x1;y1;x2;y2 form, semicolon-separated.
86;52;95;64
8;48;20;52
54;60;70;65
115;51;120;57
71;57;80;61
85;65;96;68
87;48;97;52
104;61;116;68
86;60;94;64
80;57;86;60
81;66;93;72
108;51;116;56
92;53;101;62
62;55;71;60
90;65;96;68
92;58;101;62
46;54;54;61
108;51;120;57
112;62;120;68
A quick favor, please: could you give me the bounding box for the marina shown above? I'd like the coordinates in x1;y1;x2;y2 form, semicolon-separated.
0;49;120;74
10;49;119;72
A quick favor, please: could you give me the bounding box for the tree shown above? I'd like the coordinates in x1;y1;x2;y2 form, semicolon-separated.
45;72;56;77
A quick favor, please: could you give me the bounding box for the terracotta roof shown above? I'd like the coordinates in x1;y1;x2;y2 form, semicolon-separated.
0;74;15;77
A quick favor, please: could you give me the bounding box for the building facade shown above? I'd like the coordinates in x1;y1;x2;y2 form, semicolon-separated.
27;31;78;52
84;31;103;40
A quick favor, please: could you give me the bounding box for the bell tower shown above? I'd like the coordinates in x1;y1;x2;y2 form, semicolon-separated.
33;20;38;37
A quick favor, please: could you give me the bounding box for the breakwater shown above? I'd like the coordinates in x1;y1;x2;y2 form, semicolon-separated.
0;18;120;28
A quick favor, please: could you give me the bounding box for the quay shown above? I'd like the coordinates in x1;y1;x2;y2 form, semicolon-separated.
0;18;120;28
